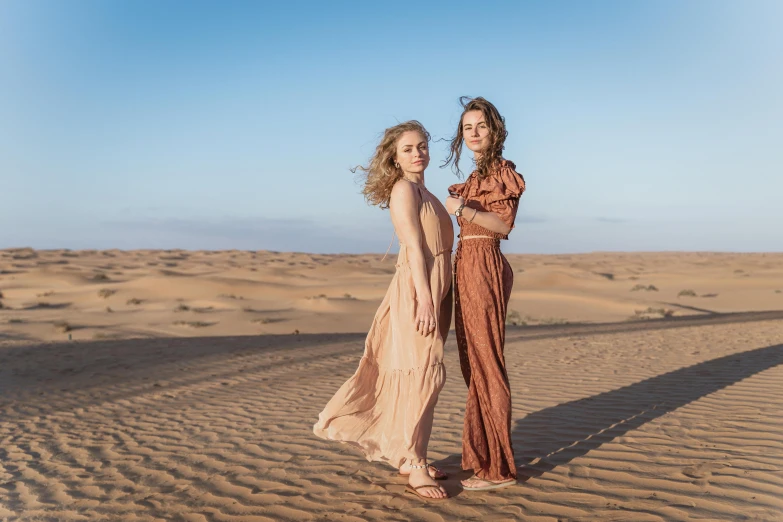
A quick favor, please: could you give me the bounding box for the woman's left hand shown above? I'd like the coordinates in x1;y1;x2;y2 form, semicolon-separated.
445;195;465;215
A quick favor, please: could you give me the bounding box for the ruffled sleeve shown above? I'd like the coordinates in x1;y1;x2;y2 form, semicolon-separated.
447;180;468;198
480;160;526;230
477;160;525;203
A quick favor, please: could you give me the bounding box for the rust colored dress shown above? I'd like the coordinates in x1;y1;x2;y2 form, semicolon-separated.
448;159;526;481
313;182;454;468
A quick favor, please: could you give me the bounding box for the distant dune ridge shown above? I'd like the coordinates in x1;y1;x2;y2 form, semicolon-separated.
1;248;782;520
1;248;782;343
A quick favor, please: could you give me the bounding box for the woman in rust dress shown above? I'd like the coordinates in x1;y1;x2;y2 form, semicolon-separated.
444;97;526;491
314;121;453;501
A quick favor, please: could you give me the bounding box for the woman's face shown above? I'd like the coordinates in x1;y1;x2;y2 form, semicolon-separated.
395;131;429;174
462;110;490;154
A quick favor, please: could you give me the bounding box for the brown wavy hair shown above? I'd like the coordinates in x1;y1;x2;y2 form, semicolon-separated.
442;96;508;180
354;120;431;209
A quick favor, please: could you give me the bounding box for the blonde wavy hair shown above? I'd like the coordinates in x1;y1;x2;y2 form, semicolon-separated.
354;120;431;209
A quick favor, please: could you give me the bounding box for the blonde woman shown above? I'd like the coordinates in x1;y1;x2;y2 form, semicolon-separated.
314;121;454;501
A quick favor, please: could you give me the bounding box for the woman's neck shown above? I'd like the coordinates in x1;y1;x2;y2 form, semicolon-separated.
402;172;425;186
474;153;504;168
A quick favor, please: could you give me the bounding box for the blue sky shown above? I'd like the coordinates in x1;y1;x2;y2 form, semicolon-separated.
1;0;781;253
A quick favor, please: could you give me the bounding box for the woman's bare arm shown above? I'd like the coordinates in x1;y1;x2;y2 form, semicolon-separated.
446;195;512;235
390;181;436;334
465;206;511;235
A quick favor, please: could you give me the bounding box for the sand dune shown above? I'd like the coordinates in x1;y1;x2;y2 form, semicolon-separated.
2;249;782;342
1;248;782;520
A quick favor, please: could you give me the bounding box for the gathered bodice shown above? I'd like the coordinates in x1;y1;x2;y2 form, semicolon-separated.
397;183;454;263
448;160;526;240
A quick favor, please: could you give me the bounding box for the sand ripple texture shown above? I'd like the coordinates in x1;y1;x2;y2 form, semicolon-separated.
1;318;782;521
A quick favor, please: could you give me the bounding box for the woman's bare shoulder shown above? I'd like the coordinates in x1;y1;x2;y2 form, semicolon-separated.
390;179;421;209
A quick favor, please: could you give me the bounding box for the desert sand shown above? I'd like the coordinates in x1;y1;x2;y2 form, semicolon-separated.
1;248;782;343
1;247;782;521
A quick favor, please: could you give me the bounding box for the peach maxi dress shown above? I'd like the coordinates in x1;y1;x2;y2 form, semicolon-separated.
448;159;526;482
313;182;454;468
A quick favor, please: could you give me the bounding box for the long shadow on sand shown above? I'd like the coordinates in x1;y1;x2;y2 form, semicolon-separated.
439;342;783;482
0;332;368;407
504;310;783;343
4;312;782;432
4;309;781;398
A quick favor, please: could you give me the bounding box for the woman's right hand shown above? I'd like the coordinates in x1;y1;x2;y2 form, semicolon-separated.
414;299;437;336
445;195;465;215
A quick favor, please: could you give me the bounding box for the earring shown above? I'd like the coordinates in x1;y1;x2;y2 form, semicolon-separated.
395;163;400;169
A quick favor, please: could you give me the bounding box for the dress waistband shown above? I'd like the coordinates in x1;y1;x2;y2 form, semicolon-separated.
457;237;501;248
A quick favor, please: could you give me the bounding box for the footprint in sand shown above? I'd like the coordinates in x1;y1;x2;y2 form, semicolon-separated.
682;462;729;479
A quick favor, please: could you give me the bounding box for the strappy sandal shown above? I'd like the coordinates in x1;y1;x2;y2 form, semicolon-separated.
404;462;449;501
461;475;516;491
398;464;448;480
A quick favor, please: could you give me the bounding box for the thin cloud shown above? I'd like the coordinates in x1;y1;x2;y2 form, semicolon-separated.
595;217;629;223
515;214;549;224
102;217;393;253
